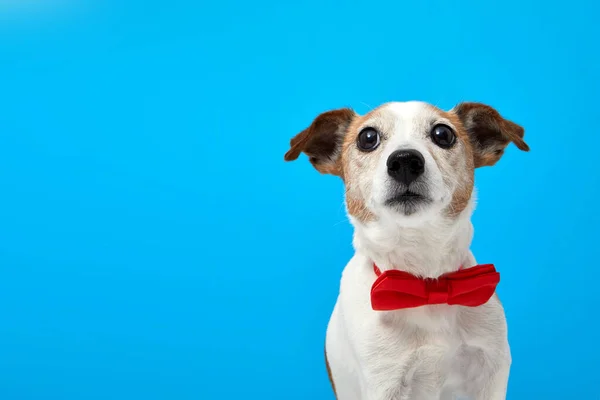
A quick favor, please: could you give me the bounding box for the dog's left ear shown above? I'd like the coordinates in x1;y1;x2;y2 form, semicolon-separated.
284;108;356;176
453;102;530;168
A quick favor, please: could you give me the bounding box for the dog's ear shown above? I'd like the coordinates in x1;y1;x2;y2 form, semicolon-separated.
284;108;356;176
453;102;529;168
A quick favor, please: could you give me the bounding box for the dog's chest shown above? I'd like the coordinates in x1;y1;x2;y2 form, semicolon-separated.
359;328;464;392
361;323;484;397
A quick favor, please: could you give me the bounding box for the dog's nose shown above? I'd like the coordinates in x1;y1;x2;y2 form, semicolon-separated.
387;149;425;185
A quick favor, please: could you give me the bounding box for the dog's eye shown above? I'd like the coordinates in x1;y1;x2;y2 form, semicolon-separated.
357;128;380;152
430;124;456;149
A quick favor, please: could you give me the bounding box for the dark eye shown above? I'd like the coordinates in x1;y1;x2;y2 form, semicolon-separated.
430;124;456;149
357;128;380;152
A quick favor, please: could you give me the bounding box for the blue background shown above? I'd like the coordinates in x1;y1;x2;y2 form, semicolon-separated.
0;0;598;399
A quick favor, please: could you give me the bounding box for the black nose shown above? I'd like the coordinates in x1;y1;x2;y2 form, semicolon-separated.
387;149;425;185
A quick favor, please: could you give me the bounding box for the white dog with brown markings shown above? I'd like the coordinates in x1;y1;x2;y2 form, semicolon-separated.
284;101;529;400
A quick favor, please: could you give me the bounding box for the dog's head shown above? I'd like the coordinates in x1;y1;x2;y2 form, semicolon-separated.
284;101;528;226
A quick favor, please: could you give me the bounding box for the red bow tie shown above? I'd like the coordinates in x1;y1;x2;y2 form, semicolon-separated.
370;264;500;311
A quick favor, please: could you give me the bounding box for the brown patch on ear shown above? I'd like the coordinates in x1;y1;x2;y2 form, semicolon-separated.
325;347;337;398
453;102;529;168
284;108;356;176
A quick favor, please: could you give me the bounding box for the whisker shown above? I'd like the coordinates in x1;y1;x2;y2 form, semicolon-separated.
360;101;375;112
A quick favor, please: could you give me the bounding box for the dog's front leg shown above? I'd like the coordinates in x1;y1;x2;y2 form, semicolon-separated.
361;347;445;400
474;361;510;400
360;386;412;400
359;364;416;400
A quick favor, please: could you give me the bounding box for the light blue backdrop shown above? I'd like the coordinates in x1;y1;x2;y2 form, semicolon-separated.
0;1;598;399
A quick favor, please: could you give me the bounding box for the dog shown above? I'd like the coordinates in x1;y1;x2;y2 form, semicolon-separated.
284;101;529;400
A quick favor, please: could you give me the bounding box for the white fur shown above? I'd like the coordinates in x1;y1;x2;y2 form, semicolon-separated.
324;102;511;400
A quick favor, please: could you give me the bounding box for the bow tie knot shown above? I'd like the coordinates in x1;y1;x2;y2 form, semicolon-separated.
370;264;500;311
426;279;449;304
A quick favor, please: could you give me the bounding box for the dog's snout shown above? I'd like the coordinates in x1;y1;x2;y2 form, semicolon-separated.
387;149;425;185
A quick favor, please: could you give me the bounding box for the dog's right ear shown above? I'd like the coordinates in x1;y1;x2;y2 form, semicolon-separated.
284;108;356;176
453;102;529;168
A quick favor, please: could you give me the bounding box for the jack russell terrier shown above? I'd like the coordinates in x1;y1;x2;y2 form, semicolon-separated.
284;101;529;400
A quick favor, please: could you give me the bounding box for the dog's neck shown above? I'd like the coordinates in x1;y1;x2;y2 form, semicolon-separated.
350;201;475;279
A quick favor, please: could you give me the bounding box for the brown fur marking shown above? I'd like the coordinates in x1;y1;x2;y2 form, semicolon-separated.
284;108;377;222
339;112;380;222
345;196;375;222
325;347;337;398
438;108;476;217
